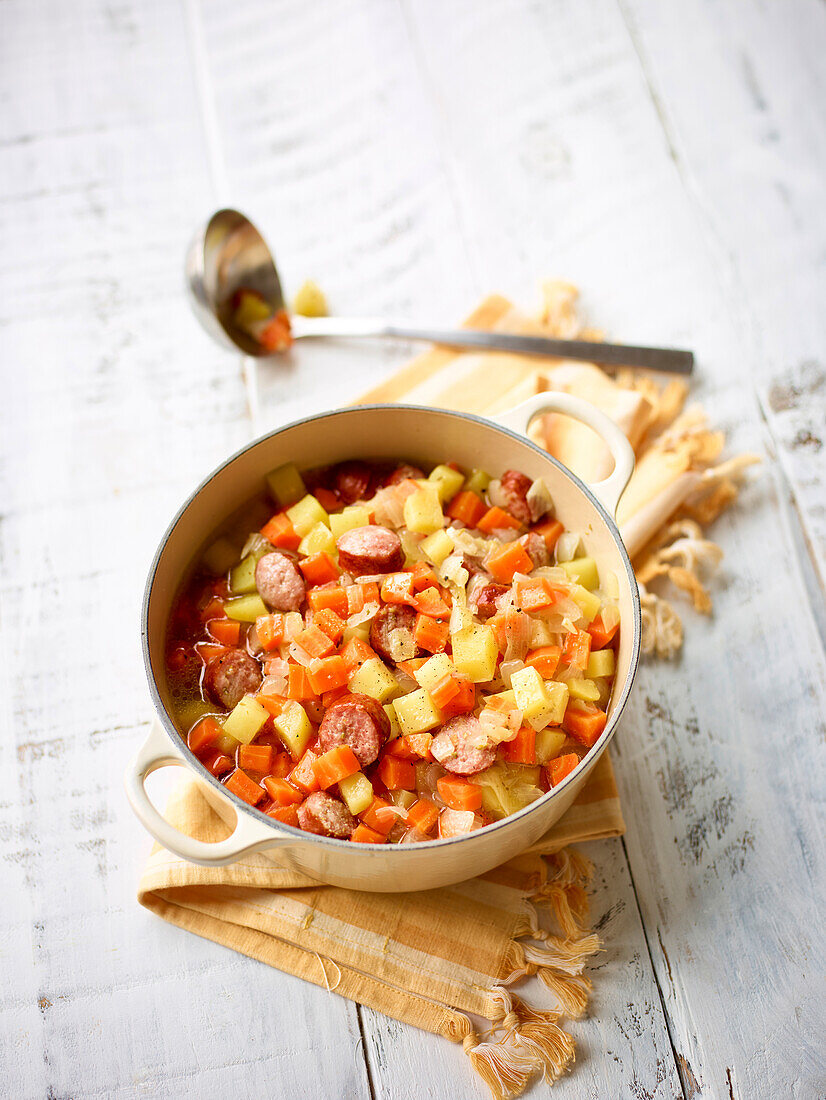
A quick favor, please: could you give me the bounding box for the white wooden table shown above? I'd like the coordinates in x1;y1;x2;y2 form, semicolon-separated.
2;2;825;1097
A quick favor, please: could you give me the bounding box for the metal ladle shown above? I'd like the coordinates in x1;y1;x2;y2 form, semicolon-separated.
186;208;694;374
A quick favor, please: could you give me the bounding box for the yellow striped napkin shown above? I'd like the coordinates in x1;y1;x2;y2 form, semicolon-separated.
138;296;631;1098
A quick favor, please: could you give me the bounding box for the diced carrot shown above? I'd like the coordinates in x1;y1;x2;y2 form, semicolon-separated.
396;657;427;677
294;624;336;660
345;584;365;614
588;612;620;650
196;642;227;664
255;613;285;651
258;310;292;352
377;755;416;790
406;798;439;834
561;629;591;671
287;664;318;701
262;776;303;805
485;541;534;584
548;752;580;787
352;823;387;844
313;608;346;644
562;703;607;747
501;727;537;765
436;775;483;811
410;561;440;591
270;751;293;778
380;572;415;605
478;506;522;533
414;613;450;654
188;717;223;754
238;743;273;775
200;596;225;621
428;672;460;709
258;689;287;716
314;487;340;513
260;512;301;550
224;768;265;806
321;685;349;707
339;636;377;674
308;655;350;695
307;584;349;615
439;677;476;717
166;645;190;671
413;587;451;619
532;518;564;552
208;618;241;646
290;750;321;794
514;577;566;613
313;745;360;788
525;645;562;678
361;797;397;836
359;581;380;604
203;751;234;777
403;732;433;759
445;490;487;528
268;804;299;826
299;552;340;587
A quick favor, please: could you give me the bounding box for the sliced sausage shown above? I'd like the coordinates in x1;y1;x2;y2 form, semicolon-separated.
297;791;356;838
498;469;533;525
519;531;550;569
431;716;496;776
331;461;374;504
370;604;418;665
204;649;262;710
255;551;306;611
337;525;404;576
385;463;424;486
318;693;390;767
469;581;509;620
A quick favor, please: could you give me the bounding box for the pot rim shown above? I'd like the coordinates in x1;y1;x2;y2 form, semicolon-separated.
142;402;641;851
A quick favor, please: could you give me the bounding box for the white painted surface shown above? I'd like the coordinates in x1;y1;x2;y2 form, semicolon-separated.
1;2;824;1099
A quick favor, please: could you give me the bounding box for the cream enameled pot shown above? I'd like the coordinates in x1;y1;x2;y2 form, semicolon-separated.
127;395;640;892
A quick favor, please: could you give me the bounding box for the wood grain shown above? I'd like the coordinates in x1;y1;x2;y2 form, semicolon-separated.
1;0;824;1098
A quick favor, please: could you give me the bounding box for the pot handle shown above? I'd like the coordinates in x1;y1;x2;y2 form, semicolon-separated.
492;392;635;517
125;719;291;866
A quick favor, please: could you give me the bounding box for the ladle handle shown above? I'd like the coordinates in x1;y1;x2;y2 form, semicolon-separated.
290;316;694;374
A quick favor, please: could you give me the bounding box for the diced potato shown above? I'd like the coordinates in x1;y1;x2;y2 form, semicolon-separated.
560;556;599;590
392;688;442;736
224;594;269;621
529;618;555;649
222;696;270;745
348;657;400;703
403;485;444;535
298;521;337;557
428;464;465;503
390;789;417;810
587;649;616;679
601;568;620;600
339;771;374;815
342;621;371;644
568;678;601;703
384;702;401;739
569;584;601;624
292;278;327;318
229;554;259;595
511;667;569;731
420;529;454;567
287;494;329;537
202;537;238;575
464;468;491;495
266;462;306;508
415;653;457;692
329;505;371;539
273;702;314;759
535;728;566;765
451;624;498;683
